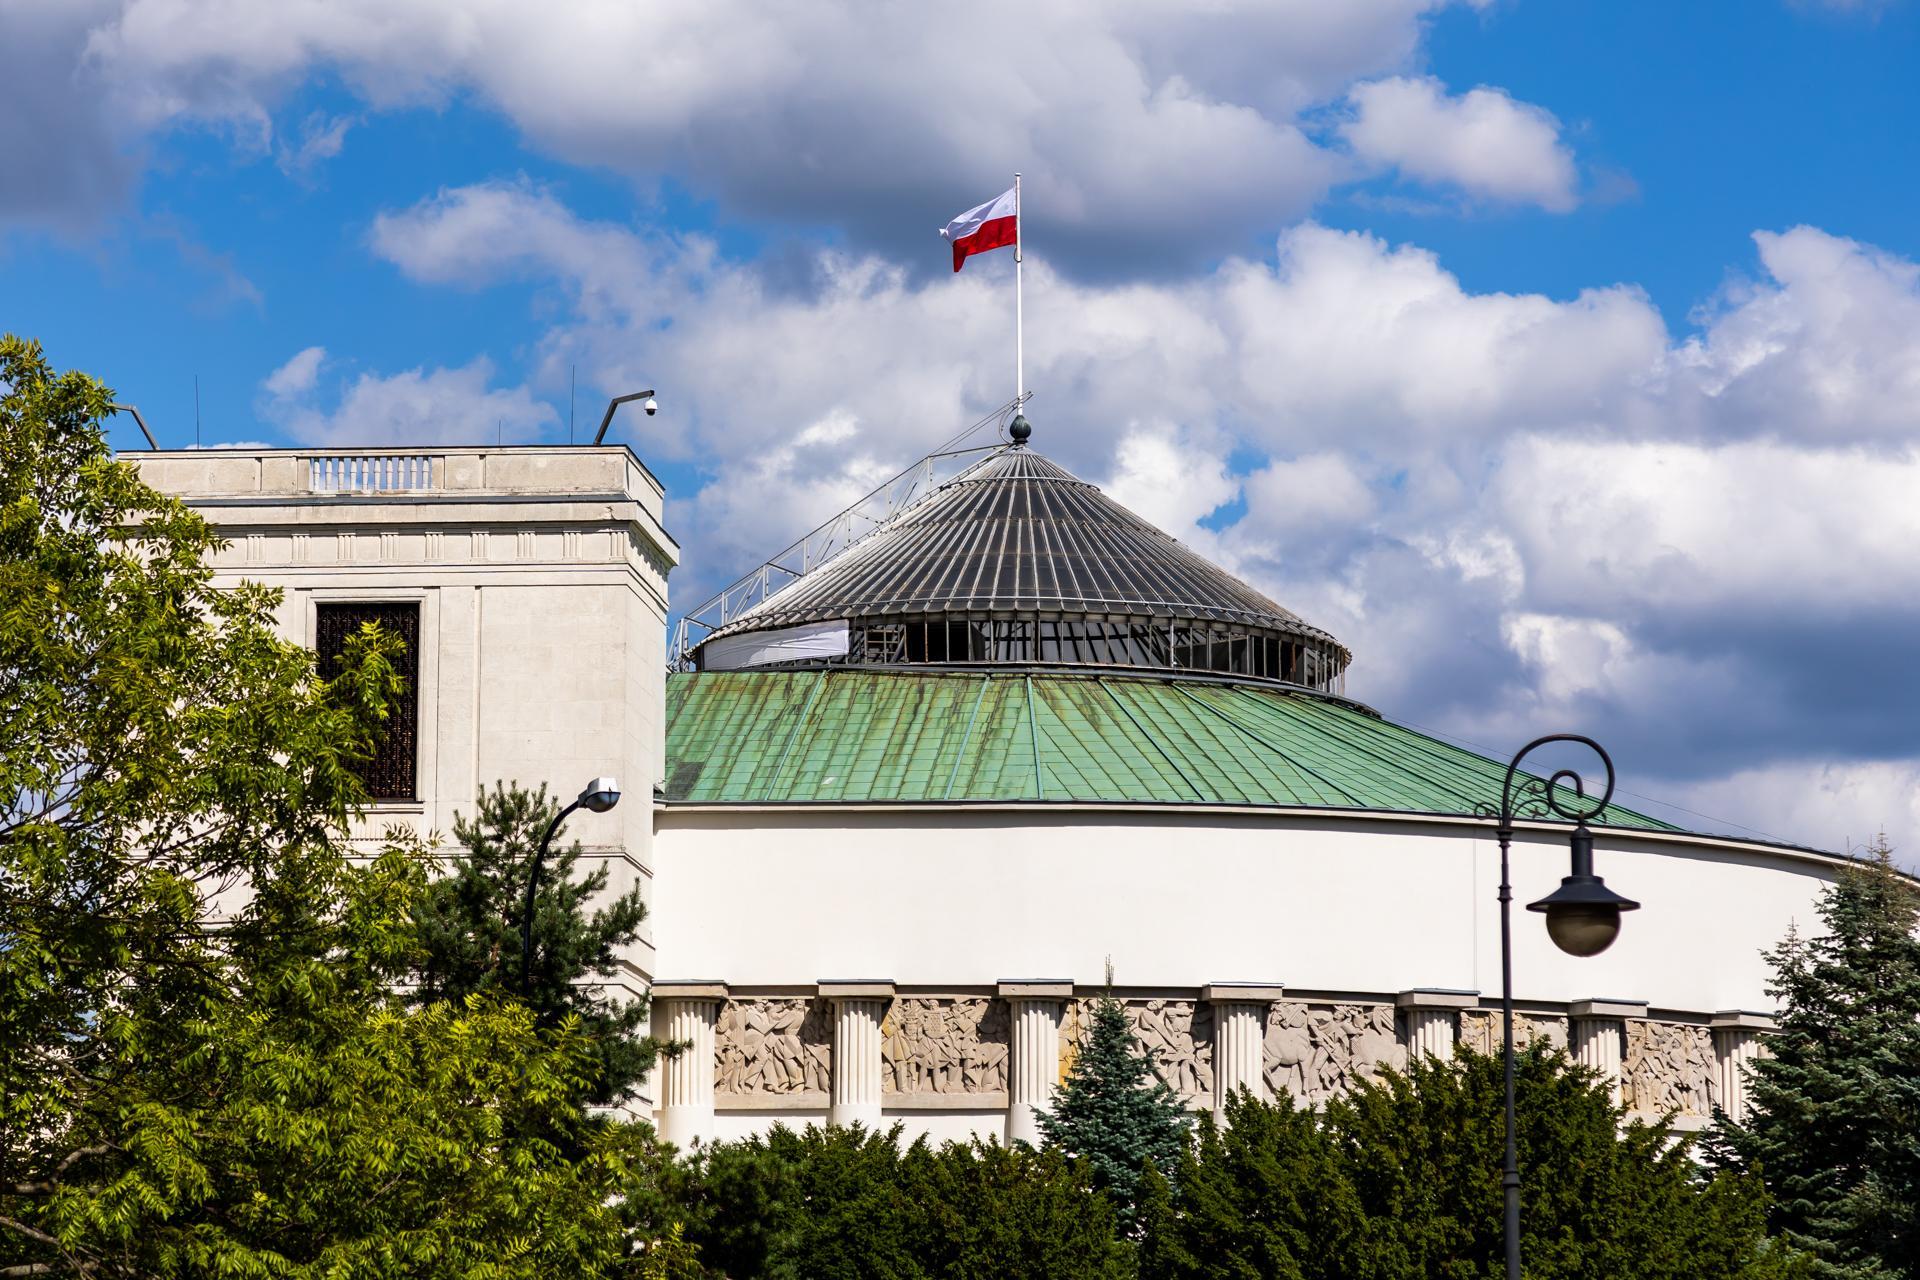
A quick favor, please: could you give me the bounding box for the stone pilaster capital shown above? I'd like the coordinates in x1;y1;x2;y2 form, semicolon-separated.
1569;998;1648;1020
1201;983;1285;1005
817;979;896;1001
1395;988;1478;1011
650;979;729;1002
997;979;1075;1000
1710;1009;1778;1032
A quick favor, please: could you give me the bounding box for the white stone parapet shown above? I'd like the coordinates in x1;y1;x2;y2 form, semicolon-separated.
999;980;1074;1145
1396;989;1477;1060
1569;998;1647;1106
654;981;727;1149
1710;1010;1776;1121
821;981;894;1129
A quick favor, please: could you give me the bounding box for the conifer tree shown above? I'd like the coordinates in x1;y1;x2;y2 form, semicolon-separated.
1717;838;1920;1279
411;781;661;1106
1037;973;1193;1231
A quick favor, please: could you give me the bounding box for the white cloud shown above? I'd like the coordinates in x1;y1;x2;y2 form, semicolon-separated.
1669;759;1920;863
1494;436;1920;619
259;352;554;446
0;0;1534;261
275;110;355;178
1242;454;1375;535
1342;76;1579;211
0;0;135;228
263;344;325;397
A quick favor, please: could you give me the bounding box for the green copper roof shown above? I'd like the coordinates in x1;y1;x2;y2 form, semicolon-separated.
661;669;1678;831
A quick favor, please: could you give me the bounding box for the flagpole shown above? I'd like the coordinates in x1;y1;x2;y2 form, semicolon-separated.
1014;172;1024;409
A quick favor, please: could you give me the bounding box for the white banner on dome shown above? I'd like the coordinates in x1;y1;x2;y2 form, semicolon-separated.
702;619;851;670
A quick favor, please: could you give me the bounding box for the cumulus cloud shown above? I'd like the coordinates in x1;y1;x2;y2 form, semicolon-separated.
259;349;554;446
3;0;1538;264
1341;76;1580;210
0;0;137;228
263;344;325;397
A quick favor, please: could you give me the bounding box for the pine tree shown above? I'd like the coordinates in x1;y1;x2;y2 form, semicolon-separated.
1142;1048;1798;1279
1037;979;1193;1231
411;781;662;1106
1719;837;1920;1279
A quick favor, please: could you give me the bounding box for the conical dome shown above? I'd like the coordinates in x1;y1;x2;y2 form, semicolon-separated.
694;446;1350;691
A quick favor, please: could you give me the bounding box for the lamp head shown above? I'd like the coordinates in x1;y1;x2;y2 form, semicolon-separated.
1527;828;1638;957
577;776;622;813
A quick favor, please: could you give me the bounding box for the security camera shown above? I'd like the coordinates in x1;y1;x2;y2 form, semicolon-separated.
643;397;658;416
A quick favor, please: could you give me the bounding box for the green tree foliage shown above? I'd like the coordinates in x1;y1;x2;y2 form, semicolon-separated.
410;781;660;1106
1037;989;1193;1231
1716;840;1920;1279
0;336;658;1276
1142;1048;1800;1280
663;1123;1131;1280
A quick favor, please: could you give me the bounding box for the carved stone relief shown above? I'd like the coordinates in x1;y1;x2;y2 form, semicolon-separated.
882;997;1009;1095
1262;1002;1406;1104
1132;999;1215;1101
1458;1011;1570;1057
715;998;832;1095
1059;998;1215;1102
1622;1020;1716;1116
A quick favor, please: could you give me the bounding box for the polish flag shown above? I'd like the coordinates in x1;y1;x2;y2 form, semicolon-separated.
940;186;1018;272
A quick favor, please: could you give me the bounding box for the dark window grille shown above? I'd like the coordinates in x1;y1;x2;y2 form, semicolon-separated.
315;601;420;800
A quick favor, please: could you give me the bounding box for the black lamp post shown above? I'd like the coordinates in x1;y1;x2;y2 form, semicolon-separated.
1486;735;1639;1280
521;776;622;996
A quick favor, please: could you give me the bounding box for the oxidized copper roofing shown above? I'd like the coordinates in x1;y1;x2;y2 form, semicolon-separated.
697;447;1348;659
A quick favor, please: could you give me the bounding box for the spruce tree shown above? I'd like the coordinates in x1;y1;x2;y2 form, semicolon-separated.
1718;838;1920;1279
1037;981;1193;1231
411;781;661;1106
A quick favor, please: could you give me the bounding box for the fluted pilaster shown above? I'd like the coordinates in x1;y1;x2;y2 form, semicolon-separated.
1396;989;1476;1060
1711;1011;1776;1121
1001;981;1074;1145
653;981;727;1149
1570;999;1646;1107
822;981;894;1129
1203;984;1281;1123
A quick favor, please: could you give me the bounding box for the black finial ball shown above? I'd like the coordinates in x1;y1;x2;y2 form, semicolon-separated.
1008;414;1032;445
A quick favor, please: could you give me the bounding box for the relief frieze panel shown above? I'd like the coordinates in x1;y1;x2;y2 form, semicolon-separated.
1458;1011;1570;1057
1622;1020;1716;1116
715;997;832;1095
1262;1002;1405;1104
882;997;1010;1096
1060;998;1215;1102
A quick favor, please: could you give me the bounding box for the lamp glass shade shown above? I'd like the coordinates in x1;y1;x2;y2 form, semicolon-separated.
1528;873;1638;957
1542;902;1623;957
578;775;622;813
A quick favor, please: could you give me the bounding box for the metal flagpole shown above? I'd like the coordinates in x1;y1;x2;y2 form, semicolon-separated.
1014;172;1024;408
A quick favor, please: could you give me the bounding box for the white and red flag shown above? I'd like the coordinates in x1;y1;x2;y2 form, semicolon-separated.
940;186;1018;273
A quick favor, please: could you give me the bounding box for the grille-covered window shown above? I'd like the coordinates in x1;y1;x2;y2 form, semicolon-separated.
315;601;420;801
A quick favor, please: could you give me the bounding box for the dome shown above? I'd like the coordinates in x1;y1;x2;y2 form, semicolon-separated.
693;445;1351;691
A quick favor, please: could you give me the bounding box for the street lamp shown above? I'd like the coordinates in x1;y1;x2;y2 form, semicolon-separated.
1485;735;1639;1280
521;776;622;996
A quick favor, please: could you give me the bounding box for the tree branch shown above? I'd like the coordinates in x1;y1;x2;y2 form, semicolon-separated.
11;1145;112;1196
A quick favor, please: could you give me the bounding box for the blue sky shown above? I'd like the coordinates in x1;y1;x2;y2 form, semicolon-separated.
6;0;1920;854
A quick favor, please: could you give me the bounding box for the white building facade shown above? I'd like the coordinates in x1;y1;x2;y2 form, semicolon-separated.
139;440;1830;1150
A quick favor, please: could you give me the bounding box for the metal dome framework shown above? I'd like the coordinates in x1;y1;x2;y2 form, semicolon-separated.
681;443;1352;693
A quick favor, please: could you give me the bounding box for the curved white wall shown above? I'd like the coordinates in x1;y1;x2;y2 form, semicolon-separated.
653;806;1835;1012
